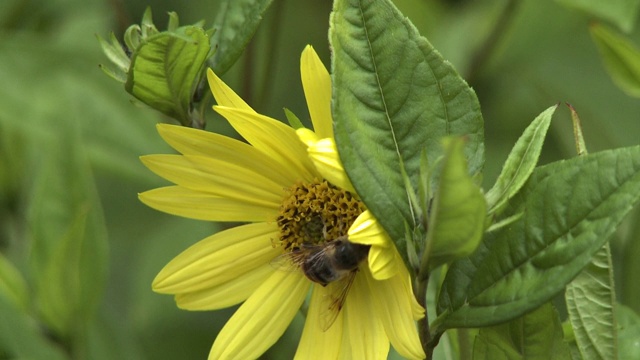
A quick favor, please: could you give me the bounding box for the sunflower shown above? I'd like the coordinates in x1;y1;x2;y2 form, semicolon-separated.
140;45;425;360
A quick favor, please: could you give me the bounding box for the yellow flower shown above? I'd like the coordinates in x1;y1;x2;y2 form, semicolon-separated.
140;45;425;360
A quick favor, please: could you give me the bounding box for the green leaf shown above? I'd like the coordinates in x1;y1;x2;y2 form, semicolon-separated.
435;146;640;331
330;0;484;264
472;303;571;360
209;0;274;75
485;105;556;214
97;32;129;83
0;296;69;360
423;138;486;270
0;253;28;312
127;26;210;126
556;0;640;33
283;107;304;130
617;304;640;359
568;103;588;156
28;129;108;337
590;23;640;98
565;244;617;360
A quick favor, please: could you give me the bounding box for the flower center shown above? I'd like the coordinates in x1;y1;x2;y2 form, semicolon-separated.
276;179;365;251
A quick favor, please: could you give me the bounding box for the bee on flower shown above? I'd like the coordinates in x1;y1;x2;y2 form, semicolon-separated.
140;45;425;360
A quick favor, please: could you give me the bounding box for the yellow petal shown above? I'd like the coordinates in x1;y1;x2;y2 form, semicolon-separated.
207;69;254;112
214;106;319;181
364;268;425;360
209;270;310;360
175;264;274;310
300;45;333;139
305;137;356;193
140;154;283;206
139;186;277;222
295;285;343;359
368;245;399;280
348;210;390;247
342;272;389;359
152;222;280;293
296;128;320;147
157;124;299;186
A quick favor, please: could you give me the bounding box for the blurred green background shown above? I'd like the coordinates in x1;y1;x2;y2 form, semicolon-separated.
1;0;639;359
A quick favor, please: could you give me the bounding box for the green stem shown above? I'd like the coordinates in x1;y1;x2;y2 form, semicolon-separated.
467;0;522;82
416;275;431;359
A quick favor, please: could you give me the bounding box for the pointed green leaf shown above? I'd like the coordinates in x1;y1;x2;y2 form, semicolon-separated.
167;11;180;32
209;0;274;75
436;146;640;330
140;7;157;38
566;244;617;360
473;303;571;360
485;105;556;214
330;0;484;263
28;130;108;337
568;103;588;156
124;24;142;51
617;304;640;359
97;33;130;73
127;26;210;126
556;0;640;33
590;23;640;98
424;138;486;270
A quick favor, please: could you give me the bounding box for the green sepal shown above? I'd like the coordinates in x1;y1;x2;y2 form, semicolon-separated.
126;25;211;127
99;8;213;127
284;108;305;130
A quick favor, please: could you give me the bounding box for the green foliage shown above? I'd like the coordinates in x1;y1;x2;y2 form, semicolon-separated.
0;253;28;312
209;0;274;75
556;0;640;33
3;0;640;359
590;23;640;98
472;303;571;360
436;146;640;330
485;105;556;215
28;126;108;337
423;138;486;270
100;9;212;128
126;25;211;127
616;304;640;358
330;0;484;267
0;296;69;360
566;245;617;360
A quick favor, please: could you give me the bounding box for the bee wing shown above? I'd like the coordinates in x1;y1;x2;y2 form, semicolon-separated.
317;270;357;331
269;250;305;272
270;244;325;272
